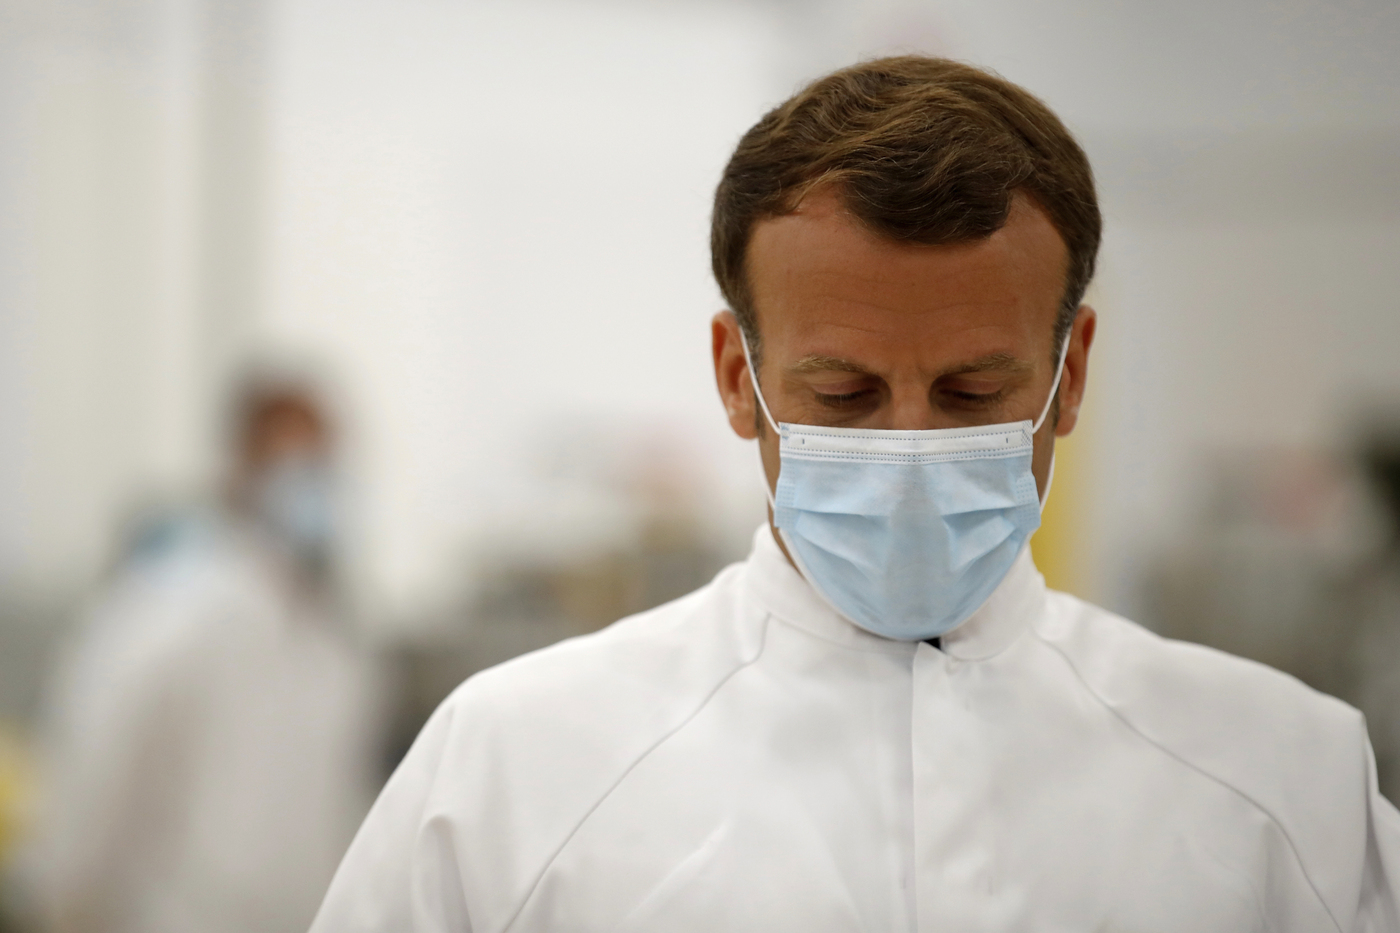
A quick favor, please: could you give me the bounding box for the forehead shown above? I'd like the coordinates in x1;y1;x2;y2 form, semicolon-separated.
745;189;1068;360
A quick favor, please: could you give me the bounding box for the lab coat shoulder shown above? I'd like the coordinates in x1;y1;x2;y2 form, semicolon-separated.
311;559;767;933
47;547;245;742
1036;589;1385;928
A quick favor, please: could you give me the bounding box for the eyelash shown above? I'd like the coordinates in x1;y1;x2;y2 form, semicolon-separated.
945;389;1006;406
814;390;874;408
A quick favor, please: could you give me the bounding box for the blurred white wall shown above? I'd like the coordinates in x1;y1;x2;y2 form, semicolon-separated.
0;0;270;597
2;0;1398;643
260;0;782;622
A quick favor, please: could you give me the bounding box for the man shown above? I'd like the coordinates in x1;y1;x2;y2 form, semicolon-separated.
310;57;1400;931
30;378;382;933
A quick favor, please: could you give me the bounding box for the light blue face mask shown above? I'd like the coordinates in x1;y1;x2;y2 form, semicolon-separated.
254;455;337;565
744;336;1067;642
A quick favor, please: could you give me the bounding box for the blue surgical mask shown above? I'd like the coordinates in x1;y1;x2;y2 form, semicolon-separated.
253;455;337;564
744;336;1067;641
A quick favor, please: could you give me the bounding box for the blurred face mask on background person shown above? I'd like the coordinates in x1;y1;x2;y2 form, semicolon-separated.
252;454;337;566
743;332;1068;642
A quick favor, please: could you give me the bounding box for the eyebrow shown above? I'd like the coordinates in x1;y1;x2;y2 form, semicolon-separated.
789;355;871;375
939;352;1034;378
787;352;1033;378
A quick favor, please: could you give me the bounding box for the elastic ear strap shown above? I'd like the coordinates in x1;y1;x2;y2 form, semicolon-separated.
740;331;781;436
1032;331;1073;435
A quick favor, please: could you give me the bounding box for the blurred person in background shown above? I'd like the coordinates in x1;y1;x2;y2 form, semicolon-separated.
312;58;1400;931
24;376;383;933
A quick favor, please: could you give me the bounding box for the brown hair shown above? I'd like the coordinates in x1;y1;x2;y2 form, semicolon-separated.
712;56;1100;362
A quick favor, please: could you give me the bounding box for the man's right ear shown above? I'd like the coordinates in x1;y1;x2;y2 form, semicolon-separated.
711;311;760;441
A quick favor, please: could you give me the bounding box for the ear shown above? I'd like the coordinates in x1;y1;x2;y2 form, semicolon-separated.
1054;305;1097;437
712;311;759;440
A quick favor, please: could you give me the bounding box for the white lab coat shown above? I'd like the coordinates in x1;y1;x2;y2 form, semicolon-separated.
312;526;1400;932
30;528;383;933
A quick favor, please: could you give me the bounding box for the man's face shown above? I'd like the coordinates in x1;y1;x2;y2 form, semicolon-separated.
236;392;338;570
712;187;1096;505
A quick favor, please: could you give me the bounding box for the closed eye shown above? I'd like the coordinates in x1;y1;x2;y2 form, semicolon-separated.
814;389;877;408
943;388;1007;406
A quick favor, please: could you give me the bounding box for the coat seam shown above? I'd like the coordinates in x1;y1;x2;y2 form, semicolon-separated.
1033;626;1344;933
498;613;771;933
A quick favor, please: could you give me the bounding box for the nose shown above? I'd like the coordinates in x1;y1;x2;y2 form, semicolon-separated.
883;378;946;431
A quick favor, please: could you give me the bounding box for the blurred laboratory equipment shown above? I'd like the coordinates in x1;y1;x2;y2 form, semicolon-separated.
1141;423;1400;799
1141;448;1362;695
20;378;386;933
0;725;37;933
383;424;738;759
1344;417;1400;802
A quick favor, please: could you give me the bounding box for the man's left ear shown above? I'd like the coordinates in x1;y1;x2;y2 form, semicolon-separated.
1054;305;1096;438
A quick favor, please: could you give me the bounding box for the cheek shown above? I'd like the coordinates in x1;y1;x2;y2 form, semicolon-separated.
1029;436;1054;499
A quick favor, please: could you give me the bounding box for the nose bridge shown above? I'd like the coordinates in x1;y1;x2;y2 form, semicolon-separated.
886;372;942;431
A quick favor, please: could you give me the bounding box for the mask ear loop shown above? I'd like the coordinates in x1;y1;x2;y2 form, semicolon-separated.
742;331;841;617
1031;330;1073;435
1034;330;1073;506
740;331;781;437
739;332;781;509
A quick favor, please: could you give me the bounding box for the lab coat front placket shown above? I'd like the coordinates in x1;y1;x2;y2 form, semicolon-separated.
911;642;1016;932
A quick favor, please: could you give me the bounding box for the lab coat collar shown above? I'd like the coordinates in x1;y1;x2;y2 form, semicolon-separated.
742;524;1046;661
